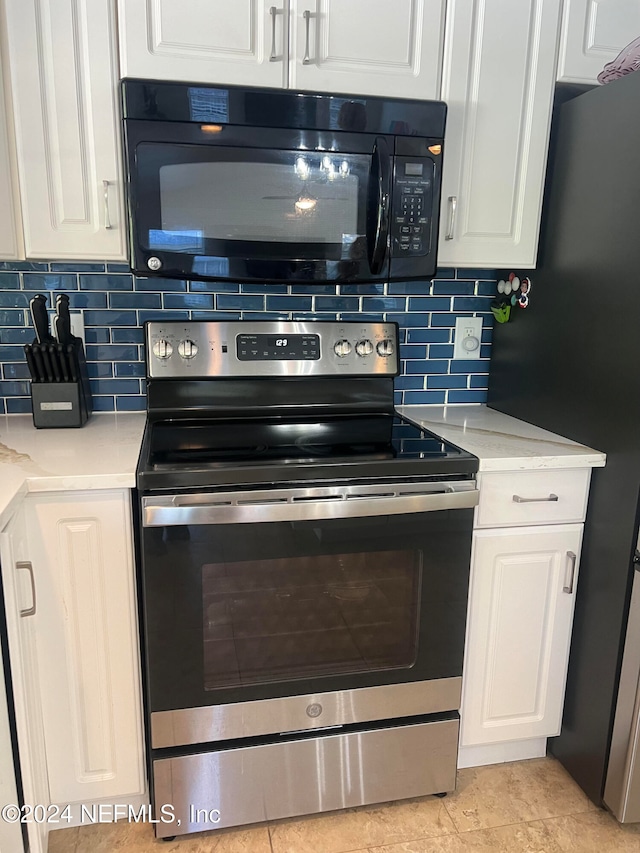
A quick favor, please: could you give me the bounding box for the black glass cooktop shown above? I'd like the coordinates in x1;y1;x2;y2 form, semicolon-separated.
138;413;478;490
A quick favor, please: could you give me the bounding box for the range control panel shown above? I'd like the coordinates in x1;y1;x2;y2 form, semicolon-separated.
145;321;399;379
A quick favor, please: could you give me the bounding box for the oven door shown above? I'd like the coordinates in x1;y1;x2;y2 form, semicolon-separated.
140;481;478;749
125;120;394;284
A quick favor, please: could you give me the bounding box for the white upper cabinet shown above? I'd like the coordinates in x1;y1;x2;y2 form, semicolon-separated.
118;0;289;88
557;0;640;84
0;24;22;260
118;0;445;99
289;0;444;98
4;0;126;260
438;0;563;269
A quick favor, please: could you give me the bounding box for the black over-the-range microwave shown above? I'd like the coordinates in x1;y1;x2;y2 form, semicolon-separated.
121;79;447;285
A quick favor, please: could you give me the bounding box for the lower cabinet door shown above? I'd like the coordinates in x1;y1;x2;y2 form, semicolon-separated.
25;490;145;805
461;524;583;746
0;509;48;853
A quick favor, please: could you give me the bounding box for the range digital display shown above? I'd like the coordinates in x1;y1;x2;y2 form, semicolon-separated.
237;334;320;361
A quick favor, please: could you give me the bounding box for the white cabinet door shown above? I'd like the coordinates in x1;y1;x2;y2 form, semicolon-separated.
0;511;48;853
5;0;126;259
290;0;445;98
0;34;22;261
24;491;145;806
438;0;562;268
558;0;640;84
118;0;289;88
461;524;583;747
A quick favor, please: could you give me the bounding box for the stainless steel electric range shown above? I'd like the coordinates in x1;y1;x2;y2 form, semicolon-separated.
136;320;479;839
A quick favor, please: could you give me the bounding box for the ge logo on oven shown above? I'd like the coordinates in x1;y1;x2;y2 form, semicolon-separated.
306;703;323;718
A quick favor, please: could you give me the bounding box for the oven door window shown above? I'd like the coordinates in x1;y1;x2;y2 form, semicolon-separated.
141;508;473;713
202;548;420;690
136;143;371;262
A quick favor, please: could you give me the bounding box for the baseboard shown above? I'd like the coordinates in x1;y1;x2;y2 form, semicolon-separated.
457;738;547;769
47;791;150;830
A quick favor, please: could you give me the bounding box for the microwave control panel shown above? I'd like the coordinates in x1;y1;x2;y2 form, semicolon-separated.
391;157;434;258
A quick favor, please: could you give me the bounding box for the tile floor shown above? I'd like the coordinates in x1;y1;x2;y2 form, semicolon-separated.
46;757;640;852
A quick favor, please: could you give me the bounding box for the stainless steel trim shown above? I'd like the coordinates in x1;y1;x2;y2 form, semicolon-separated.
142;481;479;527
145;321;399;378
151;677;461;748
16;561;36;617
604;560;640;821
445;195;457;240
512;493;559;503
302;10;312;64
102;180;112;230
269;6;279;61
563;551;577;594
152;717;458;837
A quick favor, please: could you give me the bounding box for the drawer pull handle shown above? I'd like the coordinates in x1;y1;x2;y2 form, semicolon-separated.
512;493;559;503
563;551;577;594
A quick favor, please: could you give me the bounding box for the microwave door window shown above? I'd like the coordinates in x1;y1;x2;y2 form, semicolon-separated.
139;144;371;262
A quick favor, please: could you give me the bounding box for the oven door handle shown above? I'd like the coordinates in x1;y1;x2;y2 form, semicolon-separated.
142;488;479;527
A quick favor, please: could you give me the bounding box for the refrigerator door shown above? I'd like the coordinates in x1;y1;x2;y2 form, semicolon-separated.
604;536;640;822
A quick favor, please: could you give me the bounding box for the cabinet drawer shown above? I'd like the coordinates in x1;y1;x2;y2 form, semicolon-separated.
476;469;591;528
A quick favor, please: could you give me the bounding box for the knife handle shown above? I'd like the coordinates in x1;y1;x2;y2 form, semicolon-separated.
39;345;54;383
24;345;39;383
31;346;45;384
56;344;70;382
66;343;78;383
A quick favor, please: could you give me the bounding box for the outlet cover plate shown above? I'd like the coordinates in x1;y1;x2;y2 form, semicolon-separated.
453;316;483;360
70;312;85;344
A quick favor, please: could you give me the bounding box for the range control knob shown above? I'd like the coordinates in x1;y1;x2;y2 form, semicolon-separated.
152;339;173;360
177;339;198;359
376;339;395;357
333;339;352;358
355;339;374;357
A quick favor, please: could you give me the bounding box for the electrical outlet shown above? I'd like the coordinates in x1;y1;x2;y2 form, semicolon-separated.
453;316;483;360
70;312;85;344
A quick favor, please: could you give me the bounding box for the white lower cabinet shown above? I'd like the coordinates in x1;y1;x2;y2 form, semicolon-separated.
461;524;583;749
0;490;145;849
0;508;49;853
24;490;145;807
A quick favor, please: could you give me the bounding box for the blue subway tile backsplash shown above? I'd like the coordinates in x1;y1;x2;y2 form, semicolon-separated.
0;262;497;413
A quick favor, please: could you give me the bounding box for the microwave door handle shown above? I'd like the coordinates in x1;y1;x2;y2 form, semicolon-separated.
367;136;392;275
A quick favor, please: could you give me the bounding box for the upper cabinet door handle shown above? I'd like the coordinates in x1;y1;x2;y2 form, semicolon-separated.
512;493;559;503
269;6;280;62
445;195;457;240
302;10;312;65
102;180;112;230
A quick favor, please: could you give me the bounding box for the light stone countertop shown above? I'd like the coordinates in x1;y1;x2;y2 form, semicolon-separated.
0;412;146;528
0;404;606;529
397;405;606;472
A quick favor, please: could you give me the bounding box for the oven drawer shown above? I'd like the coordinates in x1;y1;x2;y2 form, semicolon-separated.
153;716;458;837
476;469;591;528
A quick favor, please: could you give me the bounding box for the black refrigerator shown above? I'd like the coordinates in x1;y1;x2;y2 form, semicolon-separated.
487;68;640;821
